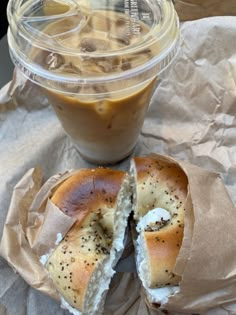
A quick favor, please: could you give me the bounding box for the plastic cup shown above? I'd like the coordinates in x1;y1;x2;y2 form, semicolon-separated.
7;0;180;164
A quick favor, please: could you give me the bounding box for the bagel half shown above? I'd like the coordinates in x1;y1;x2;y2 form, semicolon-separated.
42;168;132;315
130;155;188;306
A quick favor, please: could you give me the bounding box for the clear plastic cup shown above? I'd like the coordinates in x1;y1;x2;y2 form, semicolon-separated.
7;0;180;164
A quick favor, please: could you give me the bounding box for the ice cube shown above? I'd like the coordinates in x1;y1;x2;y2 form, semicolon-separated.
120;48;154;70
115;18;127;27
121;58;132;71
80;38;110;52
33;50;49;66
93;85;108;94
96;56;120;73
88;13;112;32
95;100;110;115
106;15;132;46
79;85;108;98
46;52;65;70
108;32;131;46
57;62;82;74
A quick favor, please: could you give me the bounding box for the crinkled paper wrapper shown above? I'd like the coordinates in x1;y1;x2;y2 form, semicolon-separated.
0;15;236;315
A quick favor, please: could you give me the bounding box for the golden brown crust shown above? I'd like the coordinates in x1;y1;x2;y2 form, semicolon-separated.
133;156;187;219
46;221;109;310
51;168;125;220
132;155;188;288
46;168;126;312
144;226;183;287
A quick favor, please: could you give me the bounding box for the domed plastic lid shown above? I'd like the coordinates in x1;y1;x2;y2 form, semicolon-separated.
7;0;180;90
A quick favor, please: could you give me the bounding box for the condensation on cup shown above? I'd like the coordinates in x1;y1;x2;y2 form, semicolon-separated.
7;0;180;164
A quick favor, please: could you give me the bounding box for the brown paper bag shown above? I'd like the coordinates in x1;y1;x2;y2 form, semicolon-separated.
165;156;236;313
0;304;6;315
1;154;236;314
0;168;78;300
174;0;236;21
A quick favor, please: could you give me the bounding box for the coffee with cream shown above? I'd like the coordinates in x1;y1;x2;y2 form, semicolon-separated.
7;0;180;164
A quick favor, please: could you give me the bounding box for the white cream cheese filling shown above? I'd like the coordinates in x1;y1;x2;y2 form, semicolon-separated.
40;232;63;265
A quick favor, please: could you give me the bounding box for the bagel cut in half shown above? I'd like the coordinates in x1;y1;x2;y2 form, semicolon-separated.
130;155;188;307
42;168;132;315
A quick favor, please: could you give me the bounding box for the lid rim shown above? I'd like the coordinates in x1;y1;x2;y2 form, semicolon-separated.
7;0;176;56
7;0;180;91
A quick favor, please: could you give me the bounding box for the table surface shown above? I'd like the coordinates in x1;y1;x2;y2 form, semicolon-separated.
0;35;14;89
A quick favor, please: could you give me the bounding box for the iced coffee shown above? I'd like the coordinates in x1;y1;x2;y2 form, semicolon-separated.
7;0;180;164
